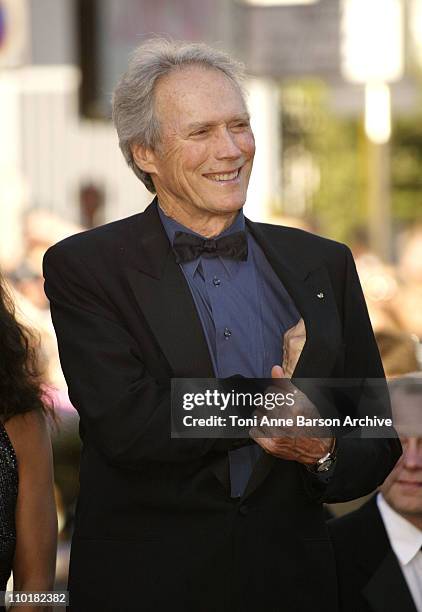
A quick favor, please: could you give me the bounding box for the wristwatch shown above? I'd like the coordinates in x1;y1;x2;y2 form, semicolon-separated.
307;438;337;473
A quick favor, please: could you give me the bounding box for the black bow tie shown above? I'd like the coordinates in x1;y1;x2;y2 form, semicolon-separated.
172;230;248;264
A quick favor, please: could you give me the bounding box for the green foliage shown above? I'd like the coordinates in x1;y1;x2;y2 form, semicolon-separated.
280;80;422;242
280;80;365;242
391;116;422;223
310;113;366;242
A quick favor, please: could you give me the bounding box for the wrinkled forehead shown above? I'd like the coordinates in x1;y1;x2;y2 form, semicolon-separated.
390;388;422;437
153;65;247;131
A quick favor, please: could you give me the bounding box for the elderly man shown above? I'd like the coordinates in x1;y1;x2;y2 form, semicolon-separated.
43;39;400;612
329;374;422;612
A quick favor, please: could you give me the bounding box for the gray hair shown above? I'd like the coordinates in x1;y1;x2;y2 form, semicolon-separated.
112;38;247;193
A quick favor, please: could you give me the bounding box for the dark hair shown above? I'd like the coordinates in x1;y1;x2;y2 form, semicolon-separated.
0;273;47;422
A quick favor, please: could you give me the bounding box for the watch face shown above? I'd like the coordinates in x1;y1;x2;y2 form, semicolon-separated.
317;458;334;472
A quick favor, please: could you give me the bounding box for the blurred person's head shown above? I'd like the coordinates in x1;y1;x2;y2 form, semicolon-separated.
0;272;48;422
375;330;420;378
112;38;255;226
9;262;48;311
381;374;422;529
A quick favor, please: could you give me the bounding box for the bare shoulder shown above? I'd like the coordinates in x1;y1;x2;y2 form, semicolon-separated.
3;410;51;462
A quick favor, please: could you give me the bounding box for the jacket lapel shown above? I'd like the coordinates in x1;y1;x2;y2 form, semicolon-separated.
241;220;344;501
125;199;214;378
246;220;343;378
363;550;417;612
353;498;418;612
124;199;229;491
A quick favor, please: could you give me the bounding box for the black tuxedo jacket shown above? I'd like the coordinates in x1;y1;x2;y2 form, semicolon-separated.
328;496;417;612
43;199;401;612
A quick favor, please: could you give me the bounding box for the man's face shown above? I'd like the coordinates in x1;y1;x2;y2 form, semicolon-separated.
381;392;422;520
142;66;255;219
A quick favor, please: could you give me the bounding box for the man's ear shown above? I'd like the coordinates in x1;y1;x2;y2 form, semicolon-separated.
131;143;158;175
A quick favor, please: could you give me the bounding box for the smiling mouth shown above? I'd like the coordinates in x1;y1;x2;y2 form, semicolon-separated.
204;167;241;182
397;480;422;487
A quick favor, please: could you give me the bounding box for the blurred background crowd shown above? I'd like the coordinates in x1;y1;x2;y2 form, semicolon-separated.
1;0;422;592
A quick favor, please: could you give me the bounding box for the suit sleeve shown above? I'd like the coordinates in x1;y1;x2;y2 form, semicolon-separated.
43;243;239;469
301;245;402;503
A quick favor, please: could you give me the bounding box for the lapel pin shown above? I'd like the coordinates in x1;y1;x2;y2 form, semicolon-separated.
317;292;324;299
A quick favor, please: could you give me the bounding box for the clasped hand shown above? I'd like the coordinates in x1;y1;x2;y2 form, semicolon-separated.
250;318;334;465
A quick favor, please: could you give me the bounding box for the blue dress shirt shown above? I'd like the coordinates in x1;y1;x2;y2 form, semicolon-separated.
158;204;301;496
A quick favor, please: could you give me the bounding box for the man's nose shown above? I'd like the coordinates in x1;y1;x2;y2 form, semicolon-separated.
214;127;242;159
402;438;422;469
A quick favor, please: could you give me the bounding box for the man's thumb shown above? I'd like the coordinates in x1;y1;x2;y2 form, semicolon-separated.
271;365;285;378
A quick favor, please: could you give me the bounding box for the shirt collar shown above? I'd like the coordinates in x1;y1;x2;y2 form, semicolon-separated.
377;492;422;566
157;203;246;277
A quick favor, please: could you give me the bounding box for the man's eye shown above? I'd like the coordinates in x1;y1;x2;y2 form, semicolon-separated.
231;122;249;130
191;129;208;137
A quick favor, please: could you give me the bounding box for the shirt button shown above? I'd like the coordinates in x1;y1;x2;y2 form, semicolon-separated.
224;328;232;339
239;504;248;516
213;277;221;287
